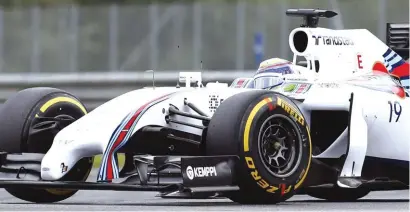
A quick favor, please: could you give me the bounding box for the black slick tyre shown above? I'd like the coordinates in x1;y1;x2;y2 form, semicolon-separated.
206;90;312;204
0;87;93;203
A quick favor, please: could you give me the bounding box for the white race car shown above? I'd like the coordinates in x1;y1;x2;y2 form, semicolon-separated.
0;9;407;204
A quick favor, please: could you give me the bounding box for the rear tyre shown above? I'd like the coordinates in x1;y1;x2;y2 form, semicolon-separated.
206;90;312;204
0;87;93;203
306;188;370;201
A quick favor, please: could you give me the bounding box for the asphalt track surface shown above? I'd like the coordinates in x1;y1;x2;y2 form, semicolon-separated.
0;170;407;211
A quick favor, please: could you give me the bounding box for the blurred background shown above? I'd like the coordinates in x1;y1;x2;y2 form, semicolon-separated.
0;0;408;109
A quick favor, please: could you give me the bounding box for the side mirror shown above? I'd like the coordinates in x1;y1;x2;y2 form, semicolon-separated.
179;72;202;88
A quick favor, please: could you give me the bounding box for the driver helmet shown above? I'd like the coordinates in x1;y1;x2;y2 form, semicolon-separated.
253;58;297;89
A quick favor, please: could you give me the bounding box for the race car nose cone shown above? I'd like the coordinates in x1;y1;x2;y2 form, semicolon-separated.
41;151;67;181
41;164;63;181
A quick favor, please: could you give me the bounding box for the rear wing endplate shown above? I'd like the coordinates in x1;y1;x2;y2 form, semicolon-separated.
386;23;409;60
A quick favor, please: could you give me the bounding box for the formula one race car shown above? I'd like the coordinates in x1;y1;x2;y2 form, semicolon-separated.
0;9;408;204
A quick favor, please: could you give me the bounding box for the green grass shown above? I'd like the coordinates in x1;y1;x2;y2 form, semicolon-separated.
92;154;126;169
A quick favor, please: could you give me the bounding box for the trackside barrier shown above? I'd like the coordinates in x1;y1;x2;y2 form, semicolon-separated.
0;71;254;110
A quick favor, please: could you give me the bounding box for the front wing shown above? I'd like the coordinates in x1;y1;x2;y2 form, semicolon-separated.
0;152;407;199
0;153;241;198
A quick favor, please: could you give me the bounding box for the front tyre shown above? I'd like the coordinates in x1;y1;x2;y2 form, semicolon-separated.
0;87;93;203
206;91;312;204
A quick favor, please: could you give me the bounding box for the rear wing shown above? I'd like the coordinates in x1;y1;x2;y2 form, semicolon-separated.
386;23;409;60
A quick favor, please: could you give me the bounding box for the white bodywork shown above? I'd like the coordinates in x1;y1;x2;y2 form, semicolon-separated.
41;26;410;181
230;78;254;88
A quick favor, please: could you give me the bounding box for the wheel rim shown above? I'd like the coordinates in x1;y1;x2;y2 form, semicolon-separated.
257;114;303;178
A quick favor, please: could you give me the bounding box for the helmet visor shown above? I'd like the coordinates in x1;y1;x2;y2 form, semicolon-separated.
254;75;283;89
